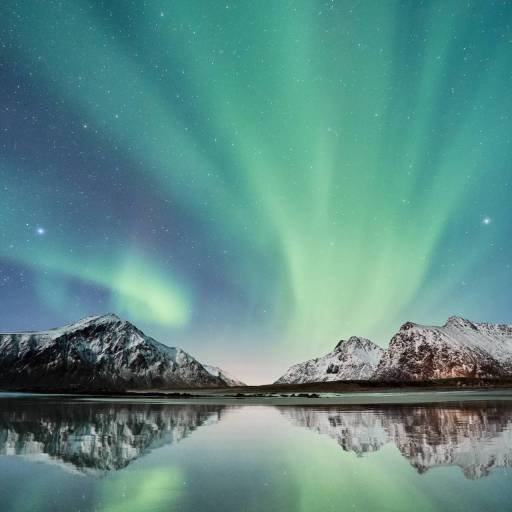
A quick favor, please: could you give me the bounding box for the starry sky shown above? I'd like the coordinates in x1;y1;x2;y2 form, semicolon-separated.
1;0;511;384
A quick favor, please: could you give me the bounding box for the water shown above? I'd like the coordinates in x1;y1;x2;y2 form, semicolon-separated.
1;393;512;511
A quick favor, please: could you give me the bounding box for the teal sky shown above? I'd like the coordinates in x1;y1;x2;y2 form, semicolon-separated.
1;1;511;383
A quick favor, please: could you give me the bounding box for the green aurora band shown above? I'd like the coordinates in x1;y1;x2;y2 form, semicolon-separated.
1;1;511;381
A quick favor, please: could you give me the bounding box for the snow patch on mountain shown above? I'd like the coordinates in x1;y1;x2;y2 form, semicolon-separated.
204;365;246;387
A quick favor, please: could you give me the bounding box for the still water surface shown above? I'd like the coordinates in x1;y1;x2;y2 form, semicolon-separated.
1;393;512;511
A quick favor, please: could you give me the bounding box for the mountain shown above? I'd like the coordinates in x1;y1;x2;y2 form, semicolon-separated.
275;336;385;384
0;314;235;391
204;365;246;386
374;316;512;381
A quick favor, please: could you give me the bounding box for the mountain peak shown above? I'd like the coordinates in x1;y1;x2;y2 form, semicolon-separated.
399;321;419;331
55;313;131;336
83;313;122;324
63;313;124;330
399;317;480;333
445;316;479;330
335;336;374;351
96;312;121;321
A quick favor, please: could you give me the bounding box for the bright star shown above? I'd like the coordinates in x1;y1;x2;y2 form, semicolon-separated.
482;216;491;225
36;227;46;235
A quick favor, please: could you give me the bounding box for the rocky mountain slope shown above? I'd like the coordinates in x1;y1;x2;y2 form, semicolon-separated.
275;336;385;384
0;314;236;391
374;316;512;381
204;365;246;386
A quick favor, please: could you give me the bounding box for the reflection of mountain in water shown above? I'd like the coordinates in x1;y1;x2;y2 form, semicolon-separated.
280;402;512;479
0;400;225;473
3;398;512;480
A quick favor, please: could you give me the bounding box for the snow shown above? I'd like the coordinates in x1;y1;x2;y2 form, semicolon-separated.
442;316;512;364
204;365;246;387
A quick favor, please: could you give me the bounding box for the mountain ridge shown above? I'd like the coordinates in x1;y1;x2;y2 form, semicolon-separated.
0;313;242;391
276;316;512;385
2;314;512;389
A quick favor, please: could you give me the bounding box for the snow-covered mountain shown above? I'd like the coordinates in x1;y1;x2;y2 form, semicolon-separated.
275;336;385;384
274;316;512;384
204;365;246;387
0;314;236;391
374;316;512;381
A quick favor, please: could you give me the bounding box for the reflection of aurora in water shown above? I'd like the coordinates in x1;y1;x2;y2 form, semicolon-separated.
2;398;512;479
1;2;512;384
281;402;512;479
2;396;512;512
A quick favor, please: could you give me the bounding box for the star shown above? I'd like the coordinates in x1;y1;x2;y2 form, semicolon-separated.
482;217;491;225
36;227;46;235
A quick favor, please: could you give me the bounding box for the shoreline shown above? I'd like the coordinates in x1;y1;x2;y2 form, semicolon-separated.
3;378;512;405
4;376;512;396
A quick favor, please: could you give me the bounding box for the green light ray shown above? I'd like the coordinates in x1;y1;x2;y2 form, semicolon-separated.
1;0;511;367
0;170;189;327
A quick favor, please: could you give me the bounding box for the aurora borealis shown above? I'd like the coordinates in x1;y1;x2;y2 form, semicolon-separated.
1;1;511;383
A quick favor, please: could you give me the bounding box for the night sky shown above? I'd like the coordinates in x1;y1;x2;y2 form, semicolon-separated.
1;1;511;383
